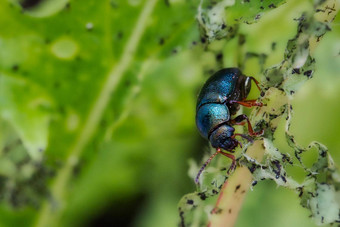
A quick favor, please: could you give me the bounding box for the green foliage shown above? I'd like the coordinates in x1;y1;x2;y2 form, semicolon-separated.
179;0;340;226
0;0;339;226
197;0;285;41
0;0;201;226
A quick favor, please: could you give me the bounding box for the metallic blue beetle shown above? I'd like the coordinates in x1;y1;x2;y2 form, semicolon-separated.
195;68;263;184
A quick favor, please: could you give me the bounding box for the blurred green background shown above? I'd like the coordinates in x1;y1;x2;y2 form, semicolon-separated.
0;0;339;226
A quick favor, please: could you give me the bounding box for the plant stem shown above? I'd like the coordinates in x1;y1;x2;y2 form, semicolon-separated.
209;140;265;227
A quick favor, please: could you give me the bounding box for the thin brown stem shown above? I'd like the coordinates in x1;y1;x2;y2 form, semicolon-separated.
209;140;265;227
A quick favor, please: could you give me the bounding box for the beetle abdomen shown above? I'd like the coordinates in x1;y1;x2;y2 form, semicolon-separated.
196;68;241;110
196;103;230;139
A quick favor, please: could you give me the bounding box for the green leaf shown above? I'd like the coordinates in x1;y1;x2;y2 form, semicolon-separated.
0;0;203;226
179;0;340;225
197;0;286;41
1;0;339;226
0;74;53;160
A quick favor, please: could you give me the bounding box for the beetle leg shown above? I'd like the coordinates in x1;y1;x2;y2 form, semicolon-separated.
195;150;219;184
230;114;264;136
231;121;246;126
219;150;236;174
230;99;263;107
195;148;238;184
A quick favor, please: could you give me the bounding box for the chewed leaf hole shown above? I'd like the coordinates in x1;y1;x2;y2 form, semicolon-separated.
300;146;318;169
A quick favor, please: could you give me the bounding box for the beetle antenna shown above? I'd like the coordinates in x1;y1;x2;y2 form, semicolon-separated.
237;140;243;148
195;150;219;185
249;76;262;92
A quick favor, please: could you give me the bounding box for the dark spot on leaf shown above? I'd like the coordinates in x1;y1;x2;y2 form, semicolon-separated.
198;192;207;200
187;199;194;205
271;42;276;51
159;38;165;45
179;210;185;227
238;34;246;45
268;3;276;8
59;106;66;115
125;80;131;87
269;114;279;120
117;32;123;39
298;189;304;197
20;0;42;9
303;70;313;78
54;82;60;88
164;0;170;7
12;65;19;71
110;1;118;8
212;208;223;214
64;3;70;10
235;184;241;192
100;119;107;127
281;176;287;183
249;164;256;173
308;192;316;197
216;53;223;61
292;68;300;74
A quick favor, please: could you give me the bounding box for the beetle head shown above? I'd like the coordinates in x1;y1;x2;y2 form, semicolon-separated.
209;125;240;152
222;138;240;152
